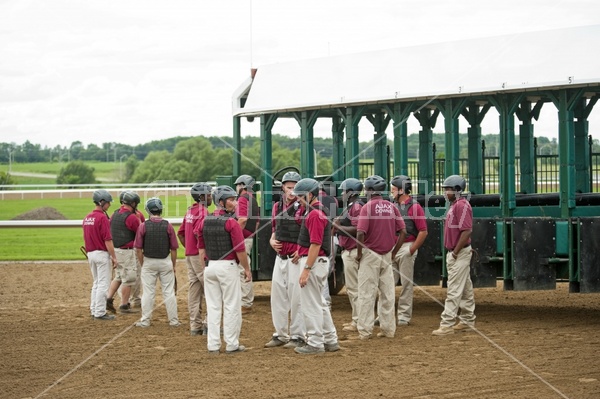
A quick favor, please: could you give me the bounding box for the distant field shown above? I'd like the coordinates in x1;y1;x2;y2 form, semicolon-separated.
9;176;52;185
4;161;122;183
7;161;120;175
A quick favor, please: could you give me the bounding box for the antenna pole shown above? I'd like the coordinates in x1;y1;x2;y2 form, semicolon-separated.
249;0;253;68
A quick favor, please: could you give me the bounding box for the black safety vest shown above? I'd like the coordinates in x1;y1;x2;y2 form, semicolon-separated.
397;198;418;239
297;204;331;256
142;220;170;259
203;214;235;260
274;200;302;243
239;193;260;234
110;210;135;248
318;193;337;220
339;199;364;228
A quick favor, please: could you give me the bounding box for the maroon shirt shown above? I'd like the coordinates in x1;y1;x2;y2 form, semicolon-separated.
297;200;329;257
271;200;300;256
135;210;146;223
197;209;246;261
236;193;259;239
83;209;112;252
337;200;362;251
444;197;472;250
178;203;209;256
112;206;142;249
399;199;428;243
357;197;405;255
133;216;179;251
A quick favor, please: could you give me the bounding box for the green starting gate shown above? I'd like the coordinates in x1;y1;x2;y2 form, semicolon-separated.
228;26;600;293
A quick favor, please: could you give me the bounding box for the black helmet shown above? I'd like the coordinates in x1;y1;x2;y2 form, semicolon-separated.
234;174;255;189
121;190;140;207
364;175;387;193
93;189;113;205
191;182;212;202
145;197;163;215
339;178;363;195
281;171;301;184
441;175;466;192
292;178;320;197
213;185;237;206
390;175;412;194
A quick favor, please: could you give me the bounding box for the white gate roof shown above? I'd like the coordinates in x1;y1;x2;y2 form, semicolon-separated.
233;25;600;116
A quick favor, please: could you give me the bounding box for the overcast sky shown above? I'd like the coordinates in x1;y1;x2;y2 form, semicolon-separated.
1;0;600;149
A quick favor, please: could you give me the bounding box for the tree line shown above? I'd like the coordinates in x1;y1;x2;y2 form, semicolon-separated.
1;132;579;165
1;133;593;186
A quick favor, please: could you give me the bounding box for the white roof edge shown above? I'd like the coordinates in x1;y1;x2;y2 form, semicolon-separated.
234;81;600;117
232;76;254;115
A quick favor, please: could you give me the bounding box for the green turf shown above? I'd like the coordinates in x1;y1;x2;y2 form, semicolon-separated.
1;198;99;220
0;227;186;261
10;175;55;185
0;195;204;220
0;228;84;260
0;195;217;260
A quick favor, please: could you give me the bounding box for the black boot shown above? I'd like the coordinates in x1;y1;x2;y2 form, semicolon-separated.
106;298;116;313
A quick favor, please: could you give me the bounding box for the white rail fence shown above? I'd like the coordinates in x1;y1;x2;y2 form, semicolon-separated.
0;181;216;200
0;182;215;226
0;219;182;228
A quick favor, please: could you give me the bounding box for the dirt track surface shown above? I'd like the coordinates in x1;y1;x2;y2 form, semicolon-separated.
1;261;599;399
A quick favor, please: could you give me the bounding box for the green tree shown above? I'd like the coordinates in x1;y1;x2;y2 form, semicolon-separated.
123;155;139;182
70;141;84;160
130;151;171;183
172;137;219;182
21;140;43;162
83;143;105;161
239;141;262;181
131;138;238;183
0;171;15;188
160;159;192;181
272;144;301;175
56;161;96;185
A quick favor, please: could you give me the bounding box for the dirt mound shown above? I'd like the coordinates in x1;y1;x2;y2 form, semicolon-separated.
12;206;68;220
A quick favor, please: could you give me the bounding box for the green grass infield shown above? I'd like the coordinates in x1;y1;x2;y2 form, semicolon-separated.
0;195;219;261
0;227;187;261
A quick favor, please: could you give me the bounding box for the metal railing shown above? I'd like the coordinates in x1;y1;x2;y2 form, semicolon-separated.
592;153;600;192
359;153;599;194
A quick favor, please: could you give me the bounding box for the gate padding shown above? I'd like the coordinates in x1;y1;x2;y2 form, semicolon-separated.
411;218;500;288
256;217;276;281
414;219;442;286
578;218;600;293
470;218;498;288
511;218;557;291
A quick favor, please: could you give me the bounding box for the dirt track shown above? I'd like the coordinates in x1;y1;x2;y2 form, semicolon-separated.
1;261;599;399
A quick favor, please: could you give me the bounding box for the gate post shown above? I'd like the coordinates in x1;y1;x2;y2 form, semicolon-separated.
413;107;439;195
461;102;491;195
